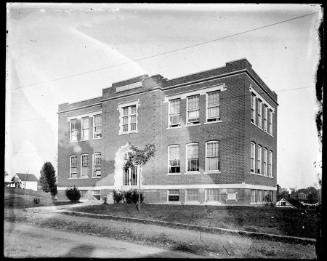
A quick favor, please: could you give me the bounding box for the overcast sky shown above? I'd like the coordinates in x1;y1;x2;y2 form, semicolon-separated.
6;3;322;189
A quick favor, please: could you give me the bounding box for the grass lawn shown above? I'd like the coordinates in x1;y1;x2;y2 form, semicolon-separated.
4;187;71;208
73;203;320;239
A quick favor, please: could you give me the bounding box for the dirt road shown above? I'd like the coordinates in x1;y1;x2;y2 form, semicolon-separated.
4;222;202;258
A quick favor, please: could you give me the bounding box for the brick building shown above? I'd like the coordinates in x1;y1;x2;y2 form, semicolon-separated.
57;58;278;205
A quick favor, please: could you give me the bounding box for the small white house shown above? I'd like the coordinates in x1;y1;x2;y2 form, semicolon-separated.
16;173;38;191
276;198;296;208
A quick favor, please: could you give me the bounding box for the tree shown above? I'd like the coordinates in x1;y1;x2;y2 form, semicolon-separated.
40;162;57;199
123;144;156;211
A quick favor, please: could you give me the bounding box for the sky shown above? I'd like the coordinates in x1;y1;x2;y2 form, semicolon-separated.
6;3;322;189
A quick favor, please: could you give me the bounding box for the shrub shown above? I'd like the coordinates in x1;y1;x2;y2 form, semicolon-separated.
33;197;40;204
113;190;123;204
123;190;144;204
40;162;57;197
65;186;81;202
124;190;133;204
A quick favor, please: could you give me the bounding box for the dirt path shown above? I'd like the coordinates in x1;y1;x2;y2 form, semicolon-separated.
5;208;316;258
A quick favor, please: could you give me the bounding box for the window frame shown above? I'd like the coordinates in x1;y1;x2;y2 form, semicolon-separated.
251;93;257;125
206;91;220;122
70;155;78;178
257;145;262;174
118;101;139;134
205;141;220;172
250;142;256;173
185;142;200;173
168;98;181;128
80;154;89;178
257;99;262;129
186;94;200;125
70;118;78;142
186;189;200;202
93;114;102;139
263;148;268;176
92;152;102;178
268;150;273;177
168;145;181;174
263;105;268;132
167;189;180;202
268;109;273;135
81;117;89;141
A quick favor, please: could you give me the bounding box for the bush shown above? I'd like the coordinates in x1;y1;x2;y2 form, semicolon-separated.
65;186;81;202
123;190;144;204
113;190;124;204
33;197;40;204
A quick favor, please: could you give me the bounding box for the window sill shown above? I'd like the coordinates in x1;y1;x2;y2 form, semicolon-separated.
167;125;182;130
186;122;201;127
93;137;102;140
167;173;181;176
119;130;138;135
204;120;222;125
92;176;101;179
204;171;221;174
68;177;79;180
184;171;200;175
79;176;89;179
250;172;274;178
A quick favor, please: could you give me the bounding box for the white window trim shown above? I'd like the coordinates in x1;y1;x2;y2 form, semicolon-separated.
268;150;273;178
80;154;89;178
250;142;256;173
92;153;102;178
93;114;102;139
69;155;78;178
118;100;139;135
205;91;221;123
263;105;268;132
168;98;182;128
205;140;220;173
257;99;262;129
80;117;90;141
186;95;200;125
168;145;181;175
268;109;274;136
70;118;78;143
257;145;262;174
263;148;268;176
185;142;200;174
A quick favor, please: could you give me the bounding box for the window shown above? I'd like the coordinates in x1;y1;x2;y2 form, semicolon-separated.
92;190;101;200
250;142;256;173
257;145;262;174
206;141;220;171
186;189;199;202
268;109;273;135
70;119;78;142
268;150;273;177
257;99;262;128
207;91;220;122
251;93;256;124
93;153;101;177
121;105;137;133
251;190;256;203
70;155;78;178
186;143;199;172
187;95;200;124
169;99;181;127
93;114;102;138
207;189;223;202
123;166;138;186
168;189;180;202
81;117;89;140
263;148;268;176
81;154;89;177
168;145;180;173
263;105;268;132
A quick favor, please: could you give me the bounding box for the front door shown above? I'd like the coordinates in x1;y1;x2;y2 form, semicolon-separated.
123;166;138;188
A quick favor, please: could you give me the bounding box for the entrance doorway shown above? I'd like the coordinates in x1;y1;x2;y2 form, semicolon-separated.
123;166;138;187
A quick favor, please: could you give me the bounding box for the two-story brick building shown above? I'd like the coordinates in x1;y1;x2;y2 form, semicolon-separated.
57;58;278;205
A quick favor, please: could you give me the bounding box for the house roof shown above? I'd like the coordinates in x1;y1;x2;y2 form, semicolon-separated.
16;173;38;182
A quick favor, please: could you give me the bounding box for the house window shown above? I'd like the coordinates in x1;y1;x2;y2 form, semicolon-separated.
169;99;181;127
257;145;262;174
207;91;220;122
70;119;78;142
70;155;78;178
250;142;256;173
168;145;180;173
263;148;268;176
121;105;137;133
186;143;199;172
268;150;273;177
81;154;89;177
186;189;199;201
257;99;262;128
206;141;220;171
268;109;273;135
187;95;200;124
251;190;256;203
263;105;268;132
251;93;256;124
93;114;102;139
92;190;101;200
168;189;180;202
207;189;223;202
93;153;101;177
81;117;89;140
